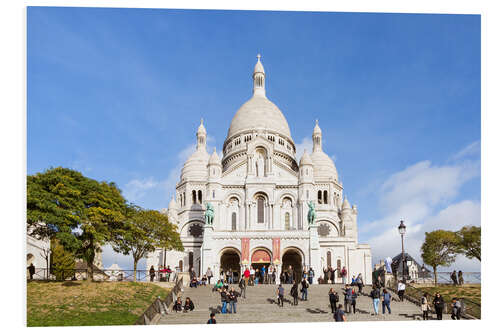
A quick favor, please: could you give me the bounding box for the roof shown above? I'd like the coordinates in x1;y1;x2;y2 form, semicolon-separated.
75;261;110;276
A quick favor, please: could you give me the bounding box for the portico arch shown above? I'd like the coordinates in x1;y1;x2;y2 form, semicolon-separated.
219;247;241;282
281;247;304;284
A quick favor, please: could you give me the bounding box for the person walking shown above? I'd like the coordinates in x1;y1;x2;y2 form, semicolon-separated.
220;287;229;314
356;273;364;294
433;292;445;320
451;270;458;286
370;285;381;315
206;267;213;284
250;266;255;286
277;284;285;307
397;280;406;301
207;313;217;324
334;304;347;322
183;297;195;312
239;275;246;299
166;265;172;282
228;287;239;314
243;266;250;286
291;281;299;306
149;265;155;282
381;288;392;315
300;277;309;301
421;292;430;320
308;267;315;285
451;298;462;320
328;288;339;313
344;284;353;314
458;270;464;285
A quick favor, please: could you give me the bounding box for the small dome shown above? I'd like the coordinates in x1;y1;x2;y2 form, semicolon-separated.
299;149;313;166
197;118;206;134
254;55;265;74
208;148;221;165
342;196;351;210
310;150;338;179
181;149;210;180
168;195;178;210
313;119;322;135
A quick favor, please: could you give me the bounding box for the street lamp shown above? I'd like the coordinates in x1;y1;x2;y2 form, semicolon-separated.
398;220;407;282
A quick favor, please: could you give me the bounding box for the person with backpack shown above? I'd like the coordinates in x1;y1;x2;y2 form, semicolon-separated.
277;284;285;307
351;289;358;314
451;298;462;320
343;284;353;314
382;288;392;315
291;281;299;306
370;285;381;315
300;277;309;301
433;292;445;320
421;292;430;320
356;273;364;294
328;288;339;313
228;287;240;314
334;304;347;322
238;275;246;298
207;312;216;324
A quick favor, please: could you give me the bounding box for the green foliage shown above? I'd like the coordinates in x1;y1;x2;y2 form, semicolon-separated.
421;230;460;285
50;239;75;280
27;167;127;280
456;226;481;261
112;206;183;281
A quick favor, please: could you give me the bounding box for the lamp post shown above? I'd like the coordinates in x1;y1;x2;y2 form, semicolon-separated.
398;220;407;282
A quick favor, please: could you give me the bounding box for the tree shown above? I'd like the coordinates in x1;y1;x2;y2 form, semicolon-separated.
112;206;183;281
456;226;481;261
40;247;51;279
421;230;460;285
27;167;127;280
50;239;75;280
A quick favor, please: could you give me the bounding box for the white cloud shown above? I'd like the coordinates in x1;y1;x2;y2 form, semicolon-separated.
362;141;481;272
295;137;313;161
452;140;480;160
123;177;158;203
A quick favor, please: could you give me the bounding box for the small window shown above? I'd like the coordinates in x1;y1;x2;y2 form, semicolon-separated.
257;197;265;223
231;212;237;231
198;190;202;204
192;190;197;204
323;190;328;204
285;212;290;230
212;190;215;198
318;191;322;204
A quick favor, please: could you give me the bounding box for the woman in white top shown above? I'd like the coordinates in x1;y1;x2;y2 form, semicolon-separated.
397;280;406;301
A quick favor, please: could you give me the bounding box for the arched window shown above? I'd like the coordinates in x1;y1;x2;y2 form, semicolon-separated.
257;197;265;224
198;190;202;204
192;190;196;204
318;191;323;204
285;212;290;230
323;190;328;204
327;251;332;267
231;212;237;231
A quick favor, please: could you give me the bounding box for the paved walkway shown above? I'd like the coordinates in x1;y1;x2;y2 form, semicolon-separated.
157;284;451;325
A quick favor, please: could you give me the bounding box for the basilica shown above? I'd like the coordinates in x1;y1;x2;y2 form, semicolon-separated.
147;55;372;284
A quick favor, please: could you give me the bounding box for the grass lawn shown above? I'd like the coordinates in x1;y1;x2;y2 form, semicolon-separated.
27;280;170;327
410;284;481;318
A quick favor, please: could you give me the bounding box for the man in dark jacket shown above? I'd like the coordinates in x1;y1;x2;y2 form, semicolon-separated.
300;278;309;301
207;313;216;324
28;263;35;280
370;286;381;315
238;275;246;298
344;285;353;313
291;281;299;305
228;287;240;314
433;292;445;320
328;288;339;313
220;288;229;314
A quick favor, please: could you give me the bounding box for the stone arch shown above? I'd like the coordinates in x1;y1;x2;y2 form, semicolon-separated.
250;247;272;264
281;247;305;283
316;220;340;237
278;192;297;206
224;192;243;206
219;247;241;280
181;220;205;238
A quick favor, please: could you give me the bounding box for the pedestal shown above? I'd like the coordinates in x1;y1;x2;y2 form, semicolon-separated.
201;225;214;279
309;224;321;283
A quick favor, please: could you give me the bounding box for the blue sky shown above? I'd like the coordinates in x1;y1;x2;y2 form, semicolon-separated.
27;7;480;271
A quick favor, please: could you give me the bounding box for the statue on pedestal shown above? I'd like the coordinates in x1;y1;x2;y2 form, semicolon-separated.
307;201;316;226
204;202;214;225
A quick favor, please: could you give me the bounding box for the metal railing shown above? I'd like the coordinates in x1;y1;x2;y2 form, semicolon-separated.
26;268;181;282
386;279;481;319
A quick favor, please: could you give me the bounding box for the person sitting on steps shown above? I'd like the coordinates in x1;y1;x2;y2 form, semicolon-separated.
183;297;195;312
172;297;183;312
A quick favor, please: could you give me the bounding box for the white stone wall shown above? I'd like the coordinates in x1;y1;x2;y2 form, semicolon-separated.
26;235;50;279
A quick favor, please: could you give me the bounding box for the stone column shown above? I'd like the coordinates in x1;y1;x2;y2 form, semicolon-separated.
309;224;321;279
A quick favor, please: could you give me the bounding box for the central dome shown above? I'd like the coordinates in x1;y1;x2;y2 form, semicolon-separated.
227;94;292;139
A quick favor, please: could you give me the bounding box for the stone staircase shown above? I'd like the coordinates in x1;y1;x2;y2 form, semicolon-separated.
157;284;450;325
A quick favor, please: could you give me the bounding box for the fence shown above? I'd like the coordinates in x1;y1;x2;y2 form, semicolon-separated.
386;279;481;319
27;268;181;282
136;275;184;325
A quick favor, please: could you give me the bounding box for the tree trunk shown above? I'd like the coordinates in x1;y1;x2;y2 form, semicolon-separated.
133;260;138;282
433;266;437;286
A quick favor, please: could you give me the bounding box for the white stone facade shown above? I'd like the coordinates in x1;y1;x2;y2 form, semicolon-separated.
27;233;50;279
147;55;372;285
